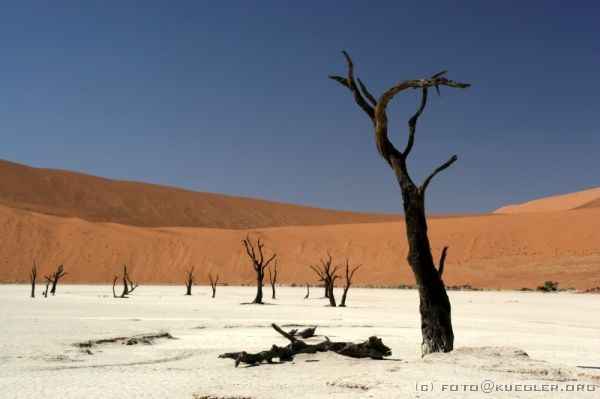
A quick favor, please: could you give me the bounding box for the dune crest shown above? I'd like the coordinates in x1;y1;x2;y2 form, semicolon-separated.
493;187;600;214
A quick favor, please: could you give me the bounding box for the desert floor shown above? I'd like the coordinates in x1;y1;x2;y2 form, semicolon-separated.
1;285;599;398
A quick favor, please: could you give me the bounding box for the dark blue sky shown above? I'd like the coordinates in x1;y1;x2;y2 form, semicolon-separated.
1;0;599;214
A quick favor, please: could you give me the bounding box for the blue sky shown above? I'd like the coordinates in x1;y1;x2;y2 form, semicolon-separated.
1;0;599;214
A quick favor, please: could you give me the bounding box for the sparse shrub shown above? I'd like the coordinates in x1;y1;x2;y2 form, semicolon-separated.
537;280;559;292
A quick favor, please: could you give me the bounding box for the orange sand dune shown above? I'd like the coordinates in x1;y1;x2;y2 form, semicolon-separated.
493;187;600;214
0;159;400;229
1;203;598;290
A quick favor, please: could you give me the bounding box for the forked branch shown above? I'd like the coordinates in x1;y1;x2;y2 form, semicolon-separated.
328;51;375;119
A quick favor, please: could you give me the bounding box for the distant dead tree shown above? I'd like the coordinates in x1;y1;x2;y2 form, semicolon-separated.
268;260;278;300
330;51;469;354
29;260;37;298
339;259;361;307
304;283;310;299
310;252;341;307
242;235;276;304
185;266;195;296
42;279;50;298
209;273;219;298
112;265;138;298
44;264;67;296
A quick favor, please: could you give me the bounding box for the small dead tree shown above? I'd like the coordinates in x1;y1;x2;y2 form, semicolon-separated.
113;265;138;298
268;260;278;300
242;235;276;304
310;252;341;307
29;260;37;298
44;264;67;296
339;259;361;307
330;51;469;354
43;278;50;298
209;273;219;298
185;266;195;296
304;283;310;299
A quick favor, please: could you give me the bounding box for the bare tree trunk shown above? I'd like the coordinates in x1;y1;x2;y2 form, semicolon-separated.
209;273;219;298
254;272;264;304
327;281;337;307
339;259;360;307
43;279;50;298
330;51;469;354
401;189;453;354
304;284;310;299
340;287;349;307
29;260;37;298
185;267;195;296
269;261;278;300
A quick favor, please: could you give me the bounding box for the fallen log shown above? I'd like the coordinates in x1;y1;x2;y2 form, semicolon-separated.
219;323;391;367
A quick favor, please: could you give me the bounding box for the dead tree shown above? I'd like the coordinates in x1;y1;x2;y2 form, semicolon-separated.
44;264;67;296
209;273;219;298
310;252;341;307
185;266;195;296
330;51;469;354
219;323;391;367
268;260;278;300
242;235;276;304
29;260;37;298
43;278;50;298
339;259;360;307
304;283;310;299
113;265;138;298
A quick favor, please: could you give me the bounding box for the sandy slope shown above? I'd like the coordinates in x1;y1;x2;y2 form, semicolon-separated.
0;159;400;228
1;203;598;289
1;285;598;399
493;187;600;214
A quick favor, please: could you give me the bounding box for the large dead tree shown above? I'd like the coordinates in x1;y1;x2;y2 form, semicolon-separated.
208;273;219;298
310;252;341;307
112;265;138;298
44;264;67;296
29;260;37;298
339;259;360;307
185;266;195;296
268;260;278;300
330;51;469;355
242;235;276;304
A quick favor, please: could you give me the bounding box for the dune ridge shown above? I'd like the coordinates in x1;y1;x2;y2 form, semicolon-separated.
493;187;600;214
0;159;400;229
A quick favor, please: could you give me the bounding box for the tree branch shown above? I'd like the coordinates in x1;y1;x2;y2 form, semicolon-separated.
438;246;449;277
357;78;377;107
403;88;428;159
419;155;458;193
328;51;375;120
